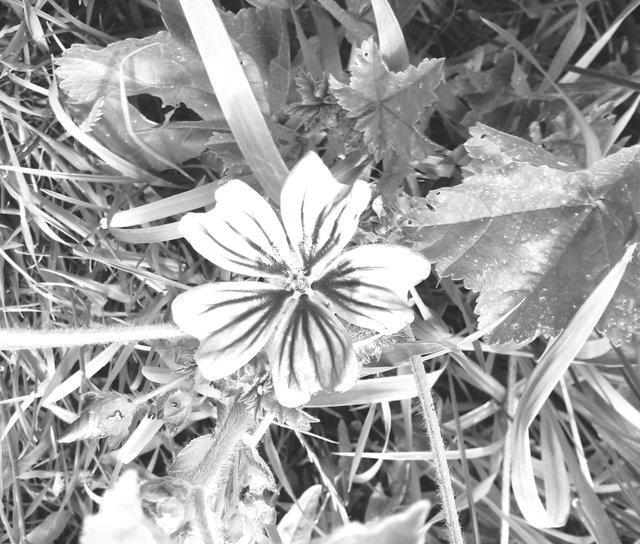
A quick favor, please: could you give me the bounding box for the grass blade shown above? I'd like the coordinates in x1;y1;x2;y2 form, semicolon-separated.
179;0;288;201
511;243;637;527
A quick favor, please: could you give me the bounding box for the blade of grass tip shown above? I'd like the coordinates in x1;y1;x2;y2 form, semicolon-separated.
116;415;165;464
307;371;444;407
559;0;640;84
295;432;349;524
107;182;223;228
347;403;377;490
481;17;602;166
371;0;409;71
511;243;637;528
108;223;182;244
537;1;586;92
351;401;391;486
179;0;287;202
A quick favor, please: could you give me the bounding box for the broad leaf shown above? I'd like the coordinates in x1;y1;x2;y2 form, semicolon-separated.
55;6;289;173
56;31;223;121
402;125;640;345
329;37;443;160
67;96;212;172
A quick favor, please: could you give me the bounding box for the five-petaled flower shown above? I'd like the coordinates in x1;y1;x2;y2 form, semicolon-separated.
172;152;430;407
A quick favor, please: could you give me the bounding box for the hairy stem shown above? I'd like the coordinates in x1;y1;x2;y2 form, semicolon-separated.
192;486;217;544
187;401;254;489
0;324;187;350
407;329;464;544
187;401;255;540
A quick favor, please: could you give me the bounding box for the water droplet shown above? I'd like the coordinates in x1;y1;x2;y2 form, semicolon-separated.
585;274;592;281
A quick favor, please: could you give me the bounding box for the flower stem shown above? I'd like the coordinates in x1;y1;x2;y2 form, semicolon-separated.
407;330;464;544
0;324;188;350
186;401;254;490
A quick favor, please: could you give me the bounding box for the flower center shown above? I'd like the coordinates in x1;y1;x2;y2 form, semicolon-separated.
283;269;311;295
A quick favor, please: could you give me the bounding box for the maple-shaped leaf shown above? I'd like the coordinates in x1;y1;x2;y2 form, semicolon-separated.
329;37;444;161
402;126;640;345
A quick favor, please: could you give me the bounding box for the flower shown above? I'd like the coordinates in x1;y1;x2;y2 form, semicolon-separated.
172;152;430;407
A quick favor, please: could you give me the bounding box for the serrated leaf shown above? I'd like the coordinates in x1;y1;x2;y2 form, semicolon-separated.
403;126;640;345
465;123;577;174
329;37;443;160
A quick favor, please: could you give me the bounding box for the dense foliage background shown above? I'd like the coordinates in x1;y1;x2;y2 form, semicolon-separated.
2;1;640;543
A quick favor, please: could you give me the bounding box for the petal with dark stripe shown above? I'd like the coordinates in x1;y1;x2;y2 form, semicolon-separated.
313;245;431;334
179;181;293;278
172;282;290;380
267;295;358;407
280;152;371;277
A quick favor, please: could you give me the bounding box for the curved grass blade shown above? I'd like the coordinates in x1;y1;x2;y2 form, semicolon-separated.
511;243;637;527
371;0;409;71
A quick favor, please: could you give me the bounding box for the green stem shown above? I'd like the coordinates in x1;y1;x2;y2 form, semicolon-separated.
187;401;254;489
192;486;217;544
0;324;187;350
187;401;255;541
407;329;464;544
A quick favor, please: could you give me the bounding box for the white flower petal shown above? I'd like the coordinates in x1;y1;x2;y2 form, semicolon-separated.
280;152;371;276
179;180;293;278
267;295;358;407
313;244;431;334
172;282;290;380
